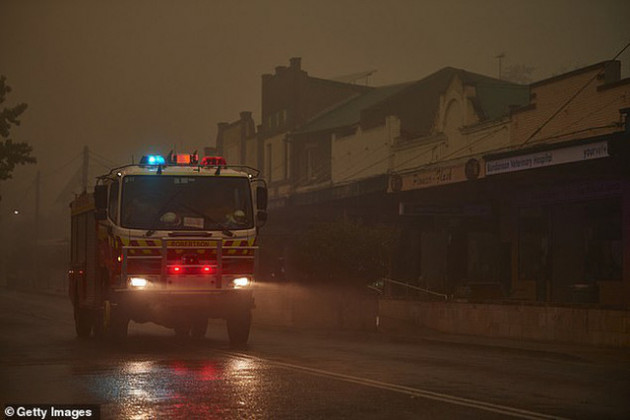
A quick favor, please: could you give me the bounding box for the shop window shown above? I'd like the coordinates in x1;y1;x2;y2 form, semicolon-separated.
518;207;550;301
519;198;622;304
420;230;448;293
468;231;501;283
584;198;622;282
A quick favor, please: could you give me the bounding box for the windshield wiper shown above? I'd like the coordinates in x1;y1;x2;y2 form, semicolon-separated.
176;202;234;237
141;190;235;237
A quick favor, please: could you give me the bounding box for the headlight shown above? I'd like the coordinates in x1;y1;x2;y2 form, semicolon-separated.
128;277;149;289
232;277;250;288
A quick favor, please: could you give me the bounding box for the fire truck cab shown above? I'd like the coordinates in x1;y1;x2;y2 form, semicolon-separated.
68;152;267;347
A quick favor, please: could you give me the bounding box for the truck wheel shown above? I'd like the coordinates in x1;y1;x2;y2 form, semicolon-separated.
108;309;129;340
191;317;208;339
226;310;251;348
74;306;93;338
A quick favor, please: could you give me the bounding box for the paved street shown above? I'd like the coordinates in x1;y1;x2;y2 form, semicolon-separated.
1;288;629;419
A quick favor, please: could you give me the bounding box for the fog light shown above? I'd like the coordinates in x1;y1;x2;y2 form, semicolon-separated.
129;277;149;288
232;277;250;288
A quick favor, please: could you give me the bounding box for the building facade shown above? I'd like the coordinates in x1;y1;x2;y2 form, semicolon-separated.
216;58;630;307
481;61;630;305
216;111;257;169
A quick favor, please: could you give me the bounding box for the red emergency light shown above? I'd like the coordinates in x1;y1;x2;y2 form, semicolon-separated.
201;156;227;166
166;151;199;165
168;265;214;275
173;154;190;164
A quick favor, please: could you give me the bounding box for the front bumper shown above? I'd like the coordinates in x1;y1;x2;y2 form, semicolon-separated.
111;288;254;324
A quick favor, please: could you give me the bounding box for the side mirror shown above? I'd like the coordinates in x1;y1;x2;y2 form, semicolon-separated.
95;209;107;221
256;210;268;228
256;186;268;211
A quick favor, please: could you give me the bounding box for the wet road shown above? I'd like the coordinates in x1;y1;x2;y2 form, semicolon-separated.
1;289;629;419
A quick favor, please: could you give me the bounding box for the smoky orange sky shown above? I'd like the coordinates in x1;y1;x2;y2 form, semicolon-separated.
1;0;629;220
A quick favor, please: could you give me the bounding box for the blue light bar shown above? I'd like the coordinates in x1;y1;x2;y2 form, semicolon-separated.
140;154;166;165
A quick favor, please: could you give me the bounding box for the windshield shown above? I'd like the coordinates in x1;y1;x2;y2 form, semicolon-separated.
120;175;254;231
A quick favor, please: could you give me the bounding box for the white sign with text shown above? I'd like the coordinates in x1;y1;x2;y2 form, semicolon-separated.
486;140;608;175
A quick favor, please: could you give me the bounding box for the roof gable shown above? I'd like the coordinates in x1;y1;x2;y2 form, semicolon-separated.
293;67;529;138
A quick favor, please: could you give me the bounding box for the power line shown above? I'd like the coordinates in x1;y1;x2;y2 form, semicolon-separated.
435;126;506;162
390;142;443;171
515;124;619;147
89;150;122;168
41;150;83;177
336;123;507;183
521;40;630;147
332;142;390;178
90;155;117;172
535;95;625;144
263;41;630;187
337;153;392;183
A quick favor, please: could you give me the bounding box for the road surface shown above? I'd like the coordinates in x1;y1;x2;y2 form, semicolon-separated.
1;289;629;419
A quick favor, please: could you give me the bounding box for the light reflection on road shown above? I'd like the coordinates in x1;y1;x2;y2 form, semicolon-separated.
85;355;269;419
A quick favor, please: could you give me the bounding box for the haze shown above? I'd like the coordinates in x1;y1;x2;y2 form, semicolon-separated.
1;0;629;220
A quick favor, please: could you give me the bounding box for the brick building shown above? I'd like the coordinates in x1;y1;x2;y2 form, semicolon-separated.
217;58;372;202
215;111;257;169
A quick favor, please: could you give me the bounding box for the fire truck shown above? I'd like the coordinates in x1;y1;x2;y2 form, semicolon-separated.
68;152;267;347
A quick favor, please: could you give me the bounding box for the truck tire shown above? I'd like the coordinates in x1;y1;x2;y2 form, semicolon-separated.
95;301;128;340
109;320;129;340
109;310;129;340
226;310;251;348
74;306;93;338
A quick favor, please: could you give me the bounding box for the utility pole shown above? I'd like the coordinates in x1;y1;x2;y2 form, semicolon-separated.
0;184;4;287
495;53;505;80
34;170;41;289
82;145;89;192
35;170;40;241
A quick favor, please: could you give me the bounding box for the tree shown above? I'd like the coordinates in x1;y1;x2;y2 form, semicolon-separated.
0;76;36;182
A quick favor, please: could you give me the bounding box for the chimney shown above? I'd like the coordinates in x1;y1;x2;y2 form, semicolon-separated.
290;57;302;70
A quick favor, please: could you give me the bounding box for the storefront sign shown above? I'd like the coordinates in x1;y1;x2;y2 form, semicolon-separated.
486;140;608;176
389;159;484;193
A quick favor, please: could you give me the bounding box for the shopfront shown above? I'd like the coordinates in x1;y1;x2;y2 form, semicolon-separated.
485;132;629;306
390;158;510;297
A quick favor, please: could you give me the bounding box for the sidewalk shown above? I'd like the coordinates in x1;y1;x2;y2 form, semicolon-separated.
377;319;630;365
